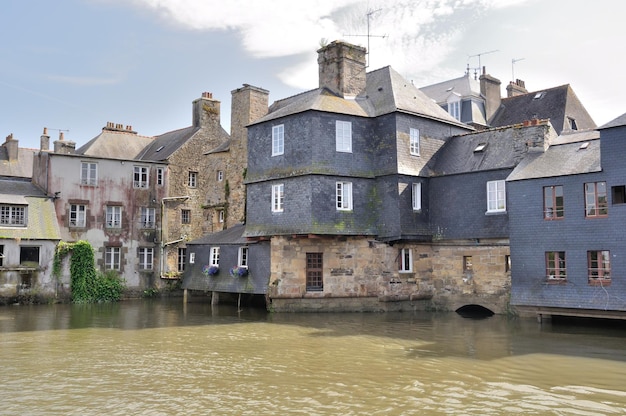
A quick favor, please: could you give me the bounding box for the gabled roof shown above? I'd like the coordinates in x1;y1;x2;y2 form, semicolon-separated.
186;223;250;245
507;138;601;181
0;147;36;178
599;113;626;130
252;66;469;129
0;178;61;240
419;73;482;104
76;129;155;160
490;84;596;135
137;126;199;161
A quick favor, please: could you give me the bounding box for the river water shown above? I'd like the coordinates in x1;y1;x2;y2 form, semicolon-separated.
1;299;625;415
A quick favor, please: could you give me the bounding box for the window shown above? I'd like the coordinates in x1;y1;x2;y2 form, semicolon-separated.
272;184;284;213
568;117;578;130
306;252;323;291
0;245;4;266
0;205;26;226
105;247;121;270
188;171;197;188
177;247;186;272
336;120;352;153
463;256;473;272
588;250;611;284
585;182;608;217
410;128;420;156
80;162;97;186
546;251;566;280
218;209;224;223
181;209;191;224
412;183;421;211
156;167;164;186
210;247;220;267
399;248;413;272
272;124;284;156
544;185;564;219
238;247;248;268
336;181;353;211
189;252;195;264
505;255;511;273
133;166;149;188
138;247;154;270
447;97;461;121
20;246;39;266
105;206;122;228
487;180;506;213
217;170;224;182
140;207;155;228
69;204;87;227
612;185;625;204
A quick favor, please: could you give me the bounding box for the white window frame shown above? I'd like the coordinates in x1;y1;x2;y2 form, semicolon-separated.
105;247;121;270
105;206;122;228
412;183;421;211
217;170;224;182
138;247;154;270
272;184;284;213
189;252;195;264
156;167;164;186
272;124;284;156
133;166;149;188
218;209;224;223
399;248;413;273
210;247;220;267
410;128;420;156
0;205;25;226
487;180;506;213
80;162;98;186
336;120;352;153
140;207;155;228
447;95;461;121
69;204;86;227
336;181;353;211
238;246;249;268
188;171;197;188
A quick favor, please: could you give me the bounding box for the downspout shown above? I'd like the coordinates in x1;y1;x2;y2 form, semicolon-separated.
160;196;190;278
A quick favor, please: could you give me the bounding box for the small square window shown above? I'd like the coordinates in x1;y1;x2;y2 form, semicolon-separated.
463;256;473;272
612;185;626;204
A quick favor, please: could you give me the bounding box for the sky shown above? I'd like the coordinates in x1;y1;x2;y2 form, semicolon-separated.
1;0;624;150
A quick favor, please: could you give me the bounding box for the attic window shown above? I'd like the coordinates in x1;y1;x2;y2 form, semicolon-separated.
533;92;545;100
156;145;165;152
579;142;590;150
474;143;488;152
568;117;578;130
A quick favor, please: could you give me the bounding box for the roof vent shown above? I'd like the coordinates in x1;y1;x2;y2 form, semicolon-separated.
579;142;590;150
156;145;165;152
533;91;545;100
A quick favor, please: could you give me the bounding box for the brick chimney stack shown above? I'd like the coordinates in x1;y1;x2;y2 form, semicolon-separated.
507;79;528;97
479;66;502;124
53;131;76;154
40;127;50;151
317;40;367;98
192;91;221;128
4;133;18;161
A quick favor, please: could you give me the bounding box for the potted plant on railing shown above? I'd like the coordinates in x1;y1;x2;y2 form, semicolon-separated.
229;266;248;278
202;265;220;277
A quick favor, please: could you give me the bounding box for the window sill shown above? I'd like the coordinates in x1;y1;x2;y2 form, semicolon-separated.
485;210;507;216
545;278;567;285
588;278;611;286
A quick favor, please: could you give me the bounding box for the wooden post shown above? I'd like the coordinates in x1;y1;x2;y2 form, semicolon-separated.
183;288;188;304
211;291;219;306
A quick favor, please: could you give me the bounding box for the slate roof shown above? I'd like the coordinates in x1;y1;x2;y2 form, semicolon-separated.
252;66;469;129
490;84;596;135
186;223;250;246
419;73;482;103
137;126;198;161
76;129;155;160
598;113;626;130
0;147;37;178
0;179;61;240
507;138;601;181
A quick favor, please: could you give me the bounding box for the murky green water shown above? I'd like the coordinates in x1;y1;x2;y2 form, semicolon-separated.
1;299;625;415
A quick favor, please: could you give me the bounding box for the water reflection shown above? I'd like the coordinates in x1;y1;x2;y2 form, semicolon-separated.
1;299;626;415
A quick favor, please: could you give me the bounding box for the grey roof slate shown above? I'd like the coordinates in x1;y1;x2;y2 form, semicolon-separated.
419;73;482;104
137;126;198;161
76;130;155;160
252;66;469;129
507;139;601;181
598;113;626;130
0;147;36;178
186;223;251;246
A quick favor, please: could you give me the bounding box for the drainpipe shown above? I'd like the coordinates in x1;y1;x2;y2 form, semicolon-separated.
160;196;190;278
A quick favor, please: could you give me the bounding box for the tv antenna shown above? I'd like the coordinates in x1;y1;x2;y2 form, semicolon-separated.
48;128;70;138
466;49;498;79
512;57;525;81
344;8;388;67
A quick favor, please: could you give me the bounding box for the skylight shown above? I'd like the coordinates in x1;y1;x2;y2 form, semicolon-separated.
533;91;545;100
579;142;590;150
474;143;487;152
156;145;165;152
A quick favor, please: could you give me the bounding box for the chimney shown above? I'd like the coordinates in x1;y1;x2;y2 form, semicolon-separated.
4;134;18;161
317;41;367;98
40;127;50;151
506;79;528;97
230;84;269;143
53;131;76;154
192;92;221;128
479;66;502;124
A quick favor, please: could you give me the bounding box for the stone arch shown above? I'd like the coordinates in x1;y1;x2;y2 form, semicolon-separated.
456;304;495;318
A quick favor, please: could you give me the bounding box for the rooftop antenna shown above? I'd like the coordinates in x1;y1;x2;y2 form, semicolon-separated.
512;57;525;81
467;49;498;79
48;128;70;138
344;8;388;67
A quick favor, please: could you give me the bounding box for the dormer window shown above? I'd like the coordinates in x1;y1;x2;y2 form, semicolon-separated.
568;117;578;130
447;94;461;121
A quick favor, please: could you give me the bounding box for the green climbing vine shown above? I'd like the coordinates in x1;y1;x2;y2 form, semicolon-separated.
53;240;126;303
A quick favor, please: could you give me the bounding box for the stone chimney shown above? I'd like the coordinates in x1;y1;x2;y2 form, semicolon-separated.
40;127;50;151
317;41;367;98
4;134;18;161
479;66;502;124
230;84;269;143
53;131;76;154
192;92;221;128
506;79;528;97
